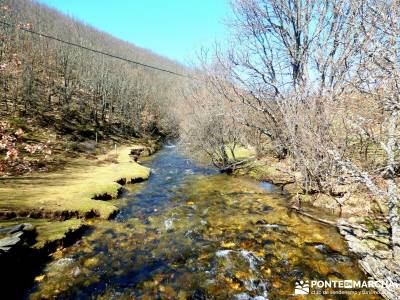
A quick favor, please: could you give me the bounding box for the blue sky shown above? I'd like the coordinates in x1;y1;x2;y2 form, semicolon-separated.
37;0;231;65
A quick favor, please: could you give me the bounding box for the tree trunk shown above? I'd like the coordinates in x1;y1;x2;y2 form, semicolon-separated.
385;110;400;261
388;181;400;261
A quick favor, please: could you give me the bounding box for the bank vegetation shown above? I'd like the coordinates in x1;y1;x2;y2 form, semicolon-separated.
178;0;400;266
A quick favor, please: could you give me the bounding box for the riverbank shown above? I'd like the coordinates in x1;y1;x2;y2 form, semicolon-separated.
0;144;153;220
0;140;161;235
235;152;399;299
0;140;160;298
27;146;376;299
0;142;158;240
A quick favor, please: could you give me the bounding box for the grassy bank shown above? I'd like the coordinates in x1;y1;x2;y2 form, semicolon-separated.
0;140;158;299
0;141;159;255
0;145;151;220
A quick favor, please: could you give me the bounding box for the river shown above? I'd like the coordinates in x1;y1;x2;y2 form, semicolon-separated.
27;146;380;299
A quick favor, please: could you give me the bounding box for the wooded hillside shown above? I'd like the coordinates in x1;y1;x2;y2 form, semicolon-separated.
0;0;185;173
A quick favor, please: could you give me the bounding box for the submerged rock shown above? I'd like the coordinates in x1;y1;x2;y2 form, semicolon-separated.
83;256;100;268
72;267;81;277
221;241;236;248
164;218;174;231
256;223;284;230
261;205;273;212
305;242;340;255
255;220;267;225
189;288;209;300
261;240;273;246
34;275;45;282
185;229;203;241
52;257;74;270
235;294;267;300
216;249;233;258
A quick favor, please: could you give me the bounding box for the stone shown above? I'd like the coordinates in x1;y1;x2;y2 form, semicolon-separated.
190;288;209;300
255;220;267;225
52;258;74;270
283;183;303;194
0;224;24;235
313;194;341;214
72;267;81;277
359;256;400;300
0;233;23;251
261;205;273;212
84;256;100;268
221;241;236;248
0;223;36;253
338;218;400;299
272;278;282;288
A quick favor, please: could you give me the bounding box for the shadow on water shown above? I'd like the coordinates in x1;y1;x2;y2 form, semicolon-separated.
26;146;381;299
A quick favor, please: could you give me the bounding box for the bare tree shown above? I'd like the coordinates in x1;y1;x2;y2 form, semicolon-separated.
327;0;400;261
202;1;364;189
179;68;247;170
0;0;185;139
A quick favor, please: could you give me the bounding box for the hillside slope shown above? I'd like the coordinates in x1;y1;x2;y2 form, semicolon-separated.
0;0;184;174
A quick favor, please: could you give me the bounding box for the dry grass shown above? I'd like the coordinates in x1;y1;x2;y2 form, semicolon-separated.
0;146;150;219
226;145;255;160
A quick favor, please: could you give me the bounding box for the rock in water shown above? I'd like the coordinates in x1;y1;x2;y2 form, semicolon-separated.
72;267;81;277
0;223;36;254
0;233;24;251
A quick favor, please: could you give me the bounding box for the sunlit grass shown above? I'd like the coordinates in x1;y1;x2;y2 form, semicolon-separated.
226;145;255;161
0;146;150;219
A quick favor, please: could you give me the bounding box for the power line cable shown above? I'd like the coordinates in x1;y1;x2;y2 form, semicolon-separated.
0;20;192;79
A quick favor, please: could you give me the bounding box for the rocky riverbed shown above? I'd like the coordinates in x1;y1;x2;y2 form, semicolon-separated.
25;147;381;299
238;154;400;300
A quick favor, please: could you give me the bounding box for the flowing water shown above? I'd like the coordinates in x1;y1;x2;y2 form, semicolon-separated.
28;147;380;299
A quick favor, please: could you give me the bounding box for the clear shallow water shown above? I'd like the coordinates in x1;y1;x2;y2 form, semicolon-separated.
28;147;380;299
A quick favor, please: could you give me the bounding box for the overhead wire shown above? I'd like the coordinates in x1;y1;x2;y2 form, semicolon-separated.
0;20;193;79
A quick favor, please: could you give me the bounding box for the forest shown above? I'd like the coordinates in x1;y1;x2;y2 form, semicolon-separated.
0;0;184;174
1;0;400;299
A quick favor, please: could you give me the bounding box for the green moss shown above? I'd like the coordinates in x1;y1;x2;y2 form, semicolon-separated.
33;219;84;248
0;218;84;249
226;145;254;160
248;161;279;180
8;116;30;131
363;217;378;232
0;146;150;219
243;159;294;185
